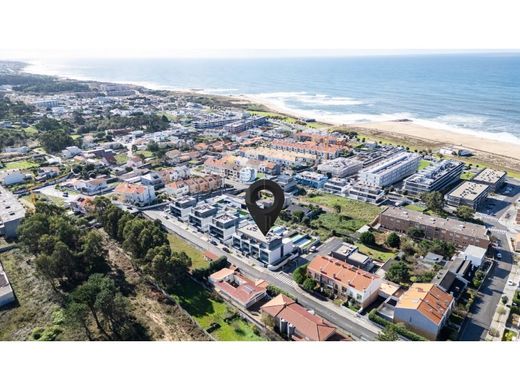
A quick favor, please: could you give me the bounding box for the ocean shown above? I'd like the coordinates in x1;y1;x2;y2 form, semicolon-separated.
26;54;520;144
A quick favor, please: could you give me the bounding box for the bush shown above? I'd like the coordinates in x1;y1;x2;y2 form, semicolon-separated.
501;295;509;305
386;232;401;248
368;309;427;341
292;265;307;285
302;278;317;291
359;231;376;246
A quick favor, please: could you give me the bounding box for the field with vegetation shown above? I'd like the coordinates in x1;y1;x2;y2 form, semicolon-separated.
171;278;265;341
418;159;432;170
302;194;381;225
168;234;210;270
3;160;39;169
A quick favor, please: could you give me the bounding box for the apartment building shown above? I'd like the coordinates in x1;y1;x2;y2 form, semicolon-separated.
271;140;342;159
294;171;328;189
0;185;26;239
169;196;197;221
209;213;240;243
189;203;218;232
318;157;363;178
445;181;490;210
307;255;382;308
472;168;507;192
276;174;298;193
232;224;294;266
323;177;349;195
164;175;222;197
394;283;454;340
204;156;279;180
223;116;267;133
403;159;464;196
240;147;317;167
193;117;237;129
348;183;385;204
379;206;490;248
260;294;338;341
358;151;421;187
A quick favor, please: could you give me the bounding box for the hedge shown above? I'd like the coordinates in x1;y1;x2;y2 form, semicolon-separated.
368;309;427;341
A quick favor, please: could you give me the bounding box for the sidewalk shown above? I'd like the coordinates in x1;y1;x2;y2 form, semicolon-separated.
486;235;520;341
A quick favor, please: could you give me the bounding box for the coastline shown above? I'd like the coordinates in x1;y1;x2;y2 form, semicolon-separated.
20;62;520;173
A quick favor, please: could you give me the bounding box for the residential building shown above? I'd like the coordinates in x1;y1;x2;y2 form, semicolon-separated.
394;283;454;340
460;245;487;267
0;185;26;238
241;147;317;167
323;177;349;194
209;268;267;308
0;169;29;186
260;294;338;341
330;243;372;270
271;140;342;159
348;183;385;204
472;168;507;192
223;116;267;133
73;177;108;195
445;181;489;210
114;182;156;206
307;255;382;308
164;175;222;197
403;160;464;196
169;196;197;221
294;171;328;189
189;203;218;232
276;174;297;193
358;151;421;187
193;117;237;129
232;224;294;266
379;206;490;248
140;171;164;189
318;157;363;177
62;146;83;159
209;213;240;243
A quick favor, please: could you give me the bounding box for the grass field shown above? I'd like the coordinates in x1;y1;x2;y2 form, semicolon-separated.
405;203;427;212
23;126;39;135
168;234;210;270
3;160;39;169
460;171;476;180
356;242;396;262
115;153;129;165
418;159;432;170
302;194;381;225
171;278;265;341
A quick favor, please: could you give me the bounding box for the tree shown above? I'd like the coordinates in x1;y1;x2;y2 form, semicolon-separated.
359;231;376;246
407;227;425;239
79;231;108;274
292;265;307;285
302;278;317;291
333;204;342;214
456;205;475;221
501;296;509;305
386;262;410;284
378;324;399;341
385;232;401;248
17;213;50;253
420;191;444;212
292;210;304;223
39;129;74;153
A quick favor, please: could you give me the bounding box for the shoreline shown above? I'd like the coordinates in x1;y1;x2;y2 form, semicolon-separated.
20;62;520;173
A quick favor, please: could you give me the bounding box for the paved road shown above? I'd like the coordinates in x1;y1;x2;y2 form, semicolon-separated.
459;231;514;340
143;209;381;340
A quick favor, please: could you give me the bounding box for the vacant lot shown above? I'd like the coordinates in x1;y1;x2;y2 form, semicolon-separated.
168;234;210;270
0;249;83;341
171;277;266;341
3;160;39;169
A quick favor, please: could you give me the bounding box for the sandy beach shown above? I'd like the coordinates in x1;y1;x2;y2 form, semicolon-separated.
244;94;520;173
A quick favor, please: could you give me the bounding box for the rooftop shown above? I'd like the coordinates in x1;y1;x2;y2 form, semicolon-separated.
0;185;26;223
447;181;489;201
473;168;506;185
397;283;453;325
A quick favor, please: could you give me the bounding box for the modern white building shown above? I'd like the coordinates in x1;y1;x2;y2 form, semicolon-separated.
358;151;420;188
239;167;257;183
318;157;363;178
460;245;487;267
169;196;197;221
232;224;294;266
403;160;464;196
189;203;218;232
209;213;240;243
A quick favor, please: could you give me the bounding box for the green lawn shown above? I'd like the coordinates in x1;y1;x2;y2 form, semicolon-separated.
356;242;396;262
23;126;39;135
168;234;210;270
115;153;129;165
460;171;476;180
141;150;154;158
418;159;432;170
171;278;265;341
405;203;427;212
3;160;39;169
302;194;381;226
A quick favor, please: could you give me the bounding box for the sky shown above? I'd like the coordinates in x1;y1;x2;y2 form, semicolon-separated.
1;0;520;59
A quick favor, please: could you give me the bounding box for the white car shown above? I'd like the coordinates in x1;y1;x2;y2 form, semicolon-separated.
507;280;515;287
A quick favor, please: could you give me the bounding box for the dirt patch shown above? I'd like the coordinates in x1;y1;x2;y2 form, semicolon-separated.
101;231;210;341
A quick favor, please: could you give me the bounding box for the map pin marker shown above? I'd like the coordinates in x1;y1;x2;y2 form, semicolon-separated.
245;179;285;236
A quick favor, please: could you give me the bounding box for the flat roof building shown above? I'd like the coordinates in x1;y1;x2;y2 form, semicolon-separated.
0;185;26;238
379;206;490;248
403;159;464;196
317;157;363;178
472;168;507;192
445;181;489;210
358;151;420;188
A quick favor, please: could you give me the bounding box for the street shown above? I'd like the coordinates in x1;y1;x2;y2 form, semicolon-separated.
143;209;381;340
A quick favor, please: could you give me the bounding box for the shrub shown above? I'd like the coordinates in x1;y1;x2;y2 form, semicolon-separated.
386;232;401;248
359;231;376;246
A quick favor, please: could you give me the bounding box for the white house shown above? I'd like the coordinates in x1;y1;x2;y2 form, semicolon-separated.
114;182;156;206
62;146;83;159
461;245;487;267
74;178;108;195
